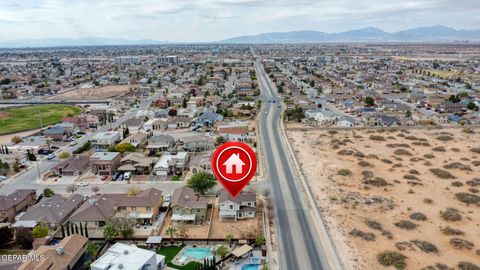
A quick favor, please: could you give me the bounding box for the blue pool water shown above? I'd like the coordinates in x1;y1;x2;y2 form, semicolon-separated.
183;247;212;260
241;264;259;270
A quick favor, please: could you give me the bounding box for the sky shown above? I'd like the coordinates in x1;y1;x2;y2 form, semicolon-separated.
0;0;479;42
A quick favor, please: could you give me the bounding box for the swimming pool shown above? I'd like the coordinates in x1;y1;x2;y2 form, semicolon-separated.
182;247;212;260
241;264;259;270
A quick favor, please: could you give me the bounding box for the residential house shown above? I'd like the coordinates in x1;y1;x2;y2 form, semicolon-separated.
171;186;208;223
90;243;165;270
147;135;175;155
121;132;148;148
305;109;339;125
18;234;88;270
90;131;120;150
120;118;144;133
43;126;66;141
89;152;121;175
336;116;356;127
16;194;85;229
144;118;166;132
51;155;89;177
442;102;463;114
153;152;189;176
62;116;90;131
194;112;224;127
378;115;400;127
118;152;154;175
218;190;257;221
167;116;193;129
217;122;251;142
0;189;36;223
181;136;215;152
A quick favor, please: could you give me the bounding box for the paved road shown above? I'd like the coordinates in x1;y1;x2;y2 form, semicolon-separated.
255;61;329;270
0;93;162;195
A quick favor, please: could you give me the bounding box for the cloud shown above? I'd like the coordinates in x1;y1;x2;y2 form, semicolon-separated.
0;0;478;42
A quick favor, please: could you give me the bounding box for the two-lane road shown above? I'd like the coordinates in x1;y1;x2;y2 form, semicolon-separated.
256;61;330;270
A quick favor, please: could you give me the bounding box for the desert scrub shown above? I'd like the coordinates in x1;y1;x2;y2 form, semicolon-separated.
349;228;376;241
444;162;472;171
337;169;352;176
353;151;365;158
451;181;464;187
462;127;474;134
469;188;479;193
473;161;480;166
358;160;373;167
361;170;374;178
338;149;355;155
466;178;480;187
440;208;462;222
429;168;456;179
409;212;427;221
441;226;464;235
423;153;435;159
423;198;434;204
377;251;407;269
470;147;480;154
381;158;393;164
369;135;386;141
363;177;389;187
436;135;454;141
450;238;475;250
395;242;415;251
455;192;480;204
394;149;412;156
432;146;446;152
412;141;431;146
410;240;438;253
409;169;420;175
365;220;393;239
327;130;338;135
394;220;418;230
458;262;480;270
404;174;420;181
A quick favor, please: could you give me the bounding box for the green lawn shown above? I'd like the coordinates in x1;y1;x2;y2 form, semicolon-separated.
0;104;81;135
154;245;200;270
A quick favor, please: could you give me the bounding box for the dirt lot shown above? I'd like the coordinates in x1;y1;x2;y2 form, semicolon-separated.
209;206;263;239
47;85;132;100
287;124;480;270
160;208;212;239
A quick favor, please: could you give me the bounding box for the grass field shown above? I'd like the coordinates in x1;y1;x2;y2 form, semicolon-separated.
0;104;81;135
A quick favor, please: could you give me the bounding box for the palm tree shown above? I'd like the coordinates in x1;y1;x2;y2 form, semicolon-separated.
214;245;229;259
225;233;234;247
166;226;177;244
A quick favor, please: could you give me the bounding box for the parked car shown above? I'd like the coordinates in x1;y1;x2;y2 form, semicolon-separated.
38;149;53;155
101;175;109;181
69;140;77;146
164;194;171;203
0;176;7;181
76;182;89;187
47;153;56;160
116;174;124;181
113;172;122;180
123;172;132;180
50;145;60;150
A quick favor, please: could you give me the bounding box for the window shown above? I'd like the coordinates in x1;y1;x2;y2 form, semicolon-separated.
229;205;233;209
146;207;151;211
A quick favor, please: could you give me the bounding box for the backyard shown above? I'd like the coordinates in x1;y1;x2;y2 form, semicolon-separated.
155;245;200;270
0;104;81;135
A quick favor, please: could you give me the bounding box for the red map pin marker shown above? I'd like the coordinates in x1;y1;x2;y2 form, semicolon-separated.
211;141;257;198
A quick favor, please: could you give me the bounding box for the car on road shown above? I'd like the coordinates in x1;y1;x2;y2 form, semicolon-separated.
101;175;109;181
273;100;276;103
38;149;53;155
47;153;56;160
50;145;60;150
76;182;89;187
69;140;77;146
0;176;7;181
123;171;132;180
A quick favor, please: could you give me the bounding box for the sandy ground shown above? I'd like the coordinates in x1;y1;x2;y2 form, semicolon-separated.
46;85;132;100
209;207;263;239
160;209;212;239
287;124;480;270
0;128;43;144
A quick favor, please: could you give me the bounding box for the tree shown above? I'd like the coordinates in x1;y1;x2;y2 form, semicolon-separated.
168;108;177;117
110;217;135;238
11;136;22;144
31;225;49;238
216;136;225;145
310;80;315;87
214;245;229;259
123;127;130;138
58;151;71;159
225;233;234;247
187;172;217;195
182;98;187;108
112;143;136;153
16;227;33;248
13;162;20;173
102;222;118;242
43;188;55;197
0;227;13;247
85;241;100;258
365;96;375;107
166;226;177;243
405;110;412;118
467;102;479;111
255;234;266;246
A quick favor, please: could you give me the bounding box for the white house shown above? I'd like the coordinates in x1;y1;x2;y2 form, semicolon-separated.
90;243;165;270
218;189;257;221
336;116;356;127
153;152;189;176
90;131;121;150
305;109;339;125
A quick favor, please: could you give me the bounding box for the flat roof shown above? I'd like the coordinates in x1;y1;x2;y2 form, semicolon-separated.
90;152;119;161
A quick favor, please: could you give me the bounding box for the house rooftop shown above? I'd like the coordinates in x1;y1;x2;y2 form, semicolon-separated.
90;152;120;161
91;243;164;270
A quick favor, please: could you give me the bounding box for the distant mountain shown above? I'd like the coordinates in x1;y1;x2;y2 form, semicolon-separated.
221;26;480;43
0;37;170;48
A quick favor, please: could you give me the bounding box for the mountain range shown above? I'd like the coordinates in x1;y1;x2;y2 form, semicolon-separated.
0;26;479;48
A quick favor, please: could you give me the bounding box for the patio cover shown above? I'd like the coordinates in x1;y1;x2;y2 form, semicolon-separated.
232;244;253;258
171;214;196;221
117;164;136;171
12;220;37;228
127;212;153;219
146;236;163;245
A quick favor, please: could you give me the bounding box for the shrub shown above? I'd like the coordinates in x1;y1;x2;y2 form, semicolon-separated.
429;168;456;179
394;149;412;156
404;174;420;181
338;149;355;156
361;170;374;178
423;198;433;204
455;193;480;204
381;158;393;164
423;154;435;159
58;151;71;159
409;169;420;175
450;238;474;250
462;128;474;134
395;241;414;251
354;151;365;158
31;225;49;238
377;251;407;269
470;148;480;154
451;181;464;187
394;220;418;230
349;229;376;241
363;177;389;187
441;208;462;222
337;169;352;176
458;262;480;270
441;226;464;236
369;135;386;141
358;160;372;167
466;178;480;187
469;188;479;193
365;220;382;231
432;146;446;152
409;212;427;221
444;162;472;171
410;240;438;253
436;135;454;141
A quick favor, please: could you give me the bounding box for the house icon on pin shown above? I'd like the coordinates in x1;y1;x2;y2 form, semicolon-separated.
223;153;246;174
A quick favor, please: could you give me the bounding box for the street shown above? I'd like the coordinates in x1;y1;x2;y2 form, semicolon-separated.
256;61;331;270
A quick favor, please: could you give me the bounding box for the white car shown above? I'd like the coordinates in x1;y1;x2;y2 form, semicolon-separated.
47;153;56;160
69;140;78;146
123;171;132;180
0;176;7;181
164;194;171;203
76;182;89;187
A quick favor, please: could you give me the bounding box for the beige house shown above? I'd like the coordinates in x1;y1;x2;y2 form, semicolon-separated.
0;189;36;223
171;186;208;223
